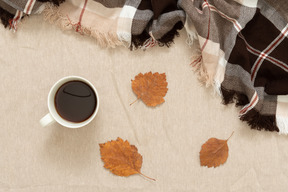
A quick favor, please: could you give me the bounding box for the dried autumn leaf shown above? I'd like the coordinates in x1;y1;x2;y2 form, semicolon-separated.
200;132;234;168
131;72;168;107
99;137;155;181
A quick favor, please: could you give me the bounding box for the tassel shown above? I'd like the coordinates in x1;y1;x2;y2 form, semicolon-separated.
157;21;183;47
9;10;23;32
43;3;123;47
240;109;278;132
141;35;157;50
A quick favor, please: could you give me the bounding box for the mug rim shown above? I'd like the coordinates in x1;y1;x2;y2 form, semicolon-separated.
47;76;99;128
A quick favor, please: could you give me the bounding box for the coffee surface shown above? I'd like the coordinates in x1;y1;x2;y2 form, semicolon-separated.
54;81;97;123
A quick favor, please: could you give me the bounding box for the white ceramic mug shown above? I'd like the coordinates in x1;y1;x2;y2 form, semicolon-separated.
40;76;99;128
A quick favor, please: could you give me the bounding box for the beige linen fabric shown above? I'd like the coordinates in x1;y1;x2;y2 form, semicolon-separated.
1;15;288;192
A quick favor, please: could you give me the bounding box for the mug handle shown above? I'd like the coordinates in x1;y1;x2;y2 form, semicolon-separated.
40;113;55;127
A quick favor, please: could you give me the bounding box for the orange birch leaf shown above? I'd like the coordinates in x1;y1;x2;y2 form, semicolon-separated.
99;137;155;181
200;132;234;168
131;72;168;107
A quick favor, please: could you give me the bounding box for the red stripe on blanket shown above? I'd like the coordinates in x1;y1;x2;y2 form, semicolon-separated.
239;32;288;74
201;1;211;51
76;0;88;32
251;26;288;81
203;3;242;31
26;0;35;14
239;93;258;115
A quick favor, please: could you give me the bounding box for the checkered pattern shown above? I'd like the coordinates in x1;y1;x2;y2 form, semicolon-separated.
238;33;288;74
181;0;288;134
0;0;63;31
0;0;185;48
249;24;288;83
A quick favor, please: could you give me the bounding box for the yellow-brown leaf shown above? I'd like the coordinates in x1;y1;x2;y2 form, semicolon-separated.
131;72;168;107
99;137;155;180
200;132;234;168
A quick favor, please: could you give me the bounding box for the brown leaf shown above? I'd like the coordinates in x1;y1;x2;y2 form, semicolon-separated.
131;72;168;107
99;137;155;181
200;132;234;168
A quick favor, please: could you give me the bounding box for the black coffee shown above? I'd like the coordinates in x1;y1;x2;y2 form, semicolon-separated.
54;80;97;123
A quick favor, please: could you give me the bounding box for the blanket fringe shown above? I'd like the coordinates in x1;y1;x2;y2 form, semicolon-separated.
158;21;183;47
131;31;151;50
220;85;249;106
0;6;15;28
190;52;213;87
221;86;279;132
42;3;123;48
131;21;183;50
141;36;157;50
9;13;21;32
240;109;279;132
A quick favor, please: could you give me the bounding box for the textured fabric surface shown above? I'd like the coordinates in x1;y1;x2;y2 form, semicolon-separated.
0;0;63;30
0;0;185;48
43;0;127;47
1;1;288;132
131;0;185;48
38;0;185;48
1;0;42;14
181;0;288;133
1;15;288;192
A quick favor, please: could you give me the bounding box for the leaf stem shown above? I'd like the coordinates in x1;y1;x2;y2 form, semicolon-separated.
227;131;234;141
130;98;139;106
138;172;156;181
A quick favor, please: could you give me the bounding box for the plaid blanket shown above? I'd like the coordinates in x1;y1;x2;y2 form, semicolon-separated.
180;0;288;134
1;0;288;134
42;0;185;48
0;0;185;48
0;0;63;31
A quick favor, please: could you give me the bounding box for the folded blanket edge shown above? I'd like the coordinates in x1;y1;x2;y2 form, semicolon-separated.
221;85;281;133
